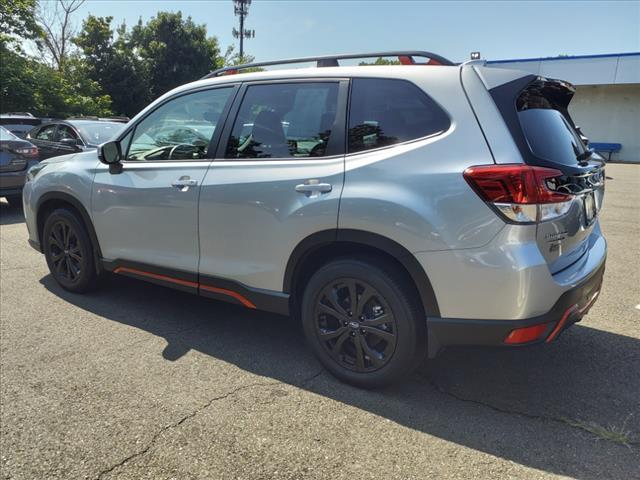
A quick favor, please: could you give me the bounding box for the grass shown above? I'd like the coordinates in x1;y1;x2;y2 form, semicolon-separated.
562;415;637;447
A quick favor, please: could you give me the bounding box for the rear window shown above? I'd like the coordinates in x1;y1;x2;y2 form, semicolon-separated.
0;127;19;141
517;84;588;166
347;78;450;154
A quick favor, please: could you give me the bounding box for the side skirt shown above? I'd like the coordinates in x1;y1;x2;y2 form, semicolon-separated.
102;259;290;316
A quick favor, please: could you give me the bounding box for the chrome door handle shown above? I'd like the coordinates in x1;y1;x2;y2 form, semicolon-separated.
171;177;198;191
295;182;332;196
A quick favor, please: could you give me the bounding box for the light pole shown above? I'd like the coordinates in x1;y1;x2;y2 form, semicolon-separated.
232;0;255;60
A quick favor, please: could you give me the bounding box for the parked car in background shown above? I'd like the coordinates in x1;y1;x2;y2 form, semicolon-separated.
0;126;39;206
26;119;124;160
0;113;42;139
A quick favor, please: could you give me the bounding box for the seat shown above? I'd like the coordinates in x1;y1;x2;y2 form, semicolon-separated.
251;110;290;158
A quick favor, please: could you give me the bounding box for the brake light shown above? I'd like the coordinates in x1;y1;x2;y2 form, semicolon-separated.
464;164;572;223
14;146;39;158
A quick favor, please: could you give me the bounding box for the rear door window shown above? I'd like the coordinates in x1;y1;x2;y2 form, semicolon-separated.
347;78;450;153
34;124;58;141
225;82;340;159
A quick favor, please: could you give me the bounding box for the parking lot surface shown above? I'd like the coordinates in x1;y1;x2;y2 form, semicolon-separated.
1;163;639;480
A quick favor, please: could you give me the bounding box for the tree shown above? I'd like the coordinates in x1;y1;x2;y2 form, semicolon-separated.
37;0;85;70
0;0;42;50
130;11;222;98
359;57;401;66
74;15;150;116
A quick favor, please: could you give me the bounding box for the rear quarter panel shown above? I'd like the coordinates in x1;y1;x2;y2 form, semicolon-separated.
339;68;504;253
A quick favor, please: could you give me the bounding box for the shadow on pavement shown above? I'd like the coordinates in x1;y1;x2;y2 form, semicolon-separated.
0;201;25;226
41;274;640;479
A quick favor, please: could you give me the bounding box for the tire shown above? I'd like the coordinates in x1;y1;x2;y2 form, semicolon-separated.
4;194;22;207
301;257;427;388
43;208;99;293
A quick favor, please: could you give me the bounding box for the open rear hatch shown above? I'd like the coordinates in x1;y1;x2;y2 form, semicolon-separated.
490;76;605;274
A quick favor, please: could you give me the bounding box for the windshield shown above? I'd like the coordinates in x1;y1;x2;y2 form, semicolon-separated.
0;126;19;141
75;122;123;144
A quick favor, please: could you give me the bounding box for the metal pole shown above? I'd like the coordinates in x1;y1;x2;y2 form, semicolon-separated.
239;6;244;59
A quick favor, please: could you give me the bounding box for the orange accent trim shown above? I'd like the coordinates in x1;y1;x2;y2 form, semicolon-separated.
546;287;601;343
113;267;198;289
113;266;257;309
545;306;577;343
199;284;256;309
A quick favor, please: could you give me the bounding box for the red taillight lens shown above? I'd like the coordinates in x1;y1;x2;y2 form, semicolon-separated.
504;323;549;344
463;164;569;204
464;164;573;223
15;147;39;158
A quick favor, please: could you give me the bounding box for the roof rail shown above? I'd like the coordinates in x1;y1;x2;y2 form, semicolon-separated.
203;50;455;79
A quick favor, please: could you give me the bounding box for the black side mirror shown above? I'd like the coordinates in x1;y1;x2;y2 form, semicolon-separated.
60;138;82;150
98;141;123;174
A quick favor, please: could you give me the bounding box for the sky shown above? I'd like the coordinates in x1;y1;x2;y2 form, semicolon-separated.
74;0;640;63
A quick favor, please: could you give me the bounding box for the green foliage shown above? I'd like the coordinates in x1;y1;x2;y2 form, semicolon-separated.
74;15;151;116
1;5;226;118
359;57;401;66
130;11;221;98
0;0;42;50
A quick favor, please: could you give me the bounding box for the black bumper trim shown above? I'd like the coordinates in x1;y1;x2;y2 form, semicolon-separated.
427;259;606;357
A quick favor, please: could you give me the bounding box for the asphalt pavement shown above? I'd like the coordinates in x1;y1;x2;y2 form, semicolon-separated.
1;163;638;480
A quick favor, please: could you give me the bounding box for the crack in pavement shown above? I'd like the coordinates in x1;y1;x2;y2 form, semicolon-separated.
427;378;639;447
94;369;324;479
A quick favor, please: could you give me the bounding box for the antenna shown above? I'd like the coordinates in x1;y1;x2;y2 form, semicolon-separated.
232;0;255;59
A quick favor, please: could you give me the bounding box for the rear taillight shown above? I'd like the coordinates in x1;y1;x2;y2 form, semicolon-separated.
463;164;573;223
14;146;39;158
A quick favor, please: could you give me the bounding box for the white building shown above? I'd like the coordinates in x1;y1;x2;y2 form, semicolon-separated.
488;52;640;162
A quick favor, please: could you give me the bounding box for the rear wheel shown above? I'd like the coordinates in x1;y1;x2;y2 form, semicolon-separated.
301;258;426;388
43;208;99;293
4;194;22;207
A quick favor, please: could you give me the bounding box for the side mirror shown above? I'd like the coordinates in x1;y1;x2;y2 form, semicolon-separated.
60;138;82;150
98;141;123;174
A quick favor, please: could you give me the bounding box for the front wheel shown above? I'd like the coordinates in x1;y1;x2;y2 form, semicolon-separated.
43;208;99;293
301;258;426;388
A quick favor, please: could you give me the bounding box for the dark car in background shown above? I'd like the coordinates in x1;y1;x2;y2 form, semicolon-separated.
26;119;124;160
0;126;39;206
0;113;42;139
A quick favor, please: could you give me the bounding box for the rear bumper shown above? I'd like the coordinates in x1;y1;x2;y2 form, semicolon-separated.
0;161;37;195
427;258;605;356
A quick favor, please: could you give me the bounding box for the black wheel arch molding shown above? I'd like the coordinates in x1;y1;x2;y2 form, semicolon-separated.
35;191;104;272
283;229;441;318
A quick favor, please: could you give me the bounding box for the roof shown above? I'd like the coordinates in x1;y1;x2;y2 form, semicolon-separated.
487;52;640;86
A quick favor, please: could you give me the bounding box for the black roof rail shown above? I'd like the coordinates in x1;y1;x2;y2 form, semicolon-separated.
202;50;455;79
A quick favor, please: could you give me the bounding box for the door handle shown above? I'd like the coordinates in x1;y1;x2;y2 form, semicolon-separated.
295;181;332;197
171;177;198;191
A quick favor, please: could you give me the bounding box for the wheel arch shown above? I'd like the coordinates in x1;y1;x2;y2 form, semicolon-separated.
284;229;440;319
36;191;103;271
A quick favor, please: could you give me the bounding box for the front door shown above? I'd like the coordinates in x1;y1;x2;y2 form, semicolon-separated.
198;80;348;294
92;86;237;276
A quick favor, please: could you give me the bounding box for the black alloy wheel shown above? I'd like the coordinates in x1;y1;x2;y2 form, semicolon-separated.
301;258;426;388
43;208;99;293
314;278;398;372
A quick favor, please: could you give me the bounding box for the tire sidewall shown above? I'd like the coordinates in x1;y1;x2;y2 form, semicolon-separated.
43;208;97;292
301;258;424;388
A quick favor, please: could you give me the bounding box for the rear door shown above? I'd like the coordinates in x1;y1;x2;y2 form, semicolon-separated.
198;79;348;295
28;124;59;159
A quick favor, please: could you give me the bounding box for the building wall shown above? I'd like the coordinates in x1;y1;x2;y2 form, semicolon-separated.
568;84;640;162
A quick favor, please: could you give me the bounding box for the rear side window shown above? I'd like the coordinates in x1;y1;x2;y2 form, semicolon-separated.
225;82;339;159
348;78;449;153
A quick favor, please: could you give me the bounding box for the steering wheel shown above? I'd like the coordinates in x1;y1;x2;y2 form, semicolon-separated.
168;143;196;160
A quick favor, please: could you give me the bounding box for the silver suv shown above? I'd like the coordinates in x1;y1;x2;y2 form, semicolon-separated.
23;51;607;387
